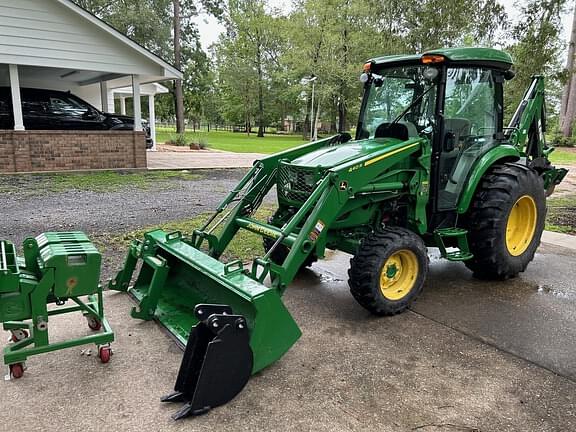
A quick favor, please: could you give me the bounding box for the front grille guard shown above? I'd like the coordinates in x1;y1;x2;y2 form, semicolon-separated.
277;162;321;204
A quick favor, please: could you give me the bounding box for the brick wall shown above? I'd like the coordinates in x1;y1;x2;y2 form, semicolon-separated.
0;130;147;173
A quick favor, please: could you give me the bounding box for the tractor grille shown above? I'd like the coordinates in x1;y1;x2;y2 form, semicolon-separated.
277;164;317;203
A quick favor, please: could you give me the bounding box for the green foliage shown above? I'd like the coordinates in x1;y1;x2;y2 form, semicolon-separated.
504;0;567;122
172;133;189;146
75;0;569;141
551;134;576;148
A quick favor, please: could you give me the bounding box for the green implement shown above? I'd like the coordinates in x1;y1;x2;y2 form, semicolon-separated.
0;232;114;379
109;229;301;374
110;47;567;418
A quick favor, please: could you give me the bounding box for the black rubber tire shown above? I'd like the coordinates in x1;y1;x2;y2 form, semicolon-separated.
262;237;318;270
463;162;546;280
348;227;428;316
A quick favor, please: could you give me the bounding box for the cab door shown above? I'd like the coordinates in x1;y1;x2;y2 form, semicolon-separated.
436;67;502;210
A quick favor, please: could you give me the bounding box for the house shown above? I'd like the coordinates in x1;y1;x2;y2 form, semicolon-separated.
0;0;182;173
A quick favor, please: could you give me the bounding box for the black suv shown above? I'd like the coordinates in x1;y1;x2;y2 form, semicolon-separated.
0;87;153;149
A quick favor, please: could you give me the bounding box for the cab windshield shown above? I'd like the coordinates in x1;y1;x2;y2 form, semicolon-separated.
358;65;439;140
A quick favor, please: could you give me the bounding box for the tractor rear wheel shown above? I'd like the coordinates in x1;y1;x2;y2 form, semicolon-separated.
348;227;428;315
464;162;546;279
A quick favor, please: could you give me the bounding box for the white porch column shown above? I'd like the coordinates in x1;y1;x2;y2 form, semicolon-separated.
9;64;24;131
148;94;156;151
120;96;127;115
132;75;142;131
99;81;109;112
107;90;115;113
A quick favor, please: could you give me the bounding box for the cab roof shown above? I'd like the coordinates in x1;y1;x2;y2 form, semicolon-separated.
369;47;513;70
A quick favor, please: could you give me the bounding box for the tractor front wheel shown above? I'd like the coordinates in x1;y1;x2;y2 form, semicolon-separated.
348;227;428;315
464;162;546;279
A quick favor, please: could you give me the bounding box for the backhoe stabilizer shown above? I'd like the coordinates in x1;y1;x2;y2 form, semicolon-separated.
108;229;302;376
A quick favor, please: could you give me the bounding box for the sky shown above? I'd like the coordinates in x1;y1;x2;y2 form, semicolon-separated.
196;0;574;55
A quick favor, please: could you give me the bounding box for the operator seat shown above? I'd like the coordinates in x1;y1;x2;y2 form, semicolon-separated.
374;121;418;141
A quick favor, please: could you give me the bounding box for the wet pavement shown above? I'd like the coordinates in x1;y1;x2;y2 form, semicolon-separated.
315;243;576;382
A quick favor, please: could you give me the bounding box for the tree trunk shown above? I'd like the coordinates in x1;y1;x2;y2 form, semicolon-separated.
561;4;576;133
563;74;576;137
303;94;311;140
338;26;349;133
256;38;265;138
173;0;185;134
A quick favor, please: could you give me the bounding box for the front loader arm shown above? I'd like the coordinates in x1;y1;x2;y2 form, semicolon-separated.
191;134;346;258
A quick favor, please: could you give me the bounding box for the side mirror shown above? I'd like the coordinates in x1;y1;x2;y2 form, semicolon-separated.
444;132;456;152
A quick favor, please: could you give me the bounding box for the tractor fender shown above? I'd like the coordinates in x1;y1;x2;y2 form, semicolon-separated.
456;145;520;214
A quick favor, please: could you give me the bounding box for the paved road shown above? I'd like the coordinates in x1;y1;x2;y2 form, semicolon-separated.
1;172;575;431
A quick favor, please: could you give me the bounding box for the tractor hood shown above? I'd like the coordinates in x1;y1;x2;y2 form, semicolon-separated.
291;138;403;169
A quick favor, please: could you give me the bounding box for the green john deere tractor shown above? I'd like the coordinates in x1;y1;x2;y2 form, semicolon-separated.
110;47;567;418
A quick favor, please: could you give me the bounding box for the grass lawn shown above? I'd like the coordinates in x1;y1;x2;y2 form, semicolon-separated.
111;206;275;261
0;170;201;194
549;148;576;165
546;193;576;235
156;128;305;154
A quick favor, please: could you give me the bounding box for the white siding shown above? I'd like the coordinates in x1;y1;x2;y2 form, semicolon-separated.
0;0;165;76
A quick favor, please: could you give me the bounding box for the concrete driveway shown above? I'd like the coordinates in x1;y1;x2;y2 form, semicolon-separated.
1;236;575;431
147;150;264;169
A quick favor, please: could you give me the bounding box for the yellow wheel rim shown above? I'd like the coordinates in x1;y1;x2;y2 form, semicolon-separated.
379;250;419;301
506;195;537;256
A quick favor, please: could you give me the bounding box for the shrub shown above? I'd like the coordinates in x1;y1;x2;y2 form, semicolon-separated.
550;134;576;148
166;133;188;146
189;132;209;150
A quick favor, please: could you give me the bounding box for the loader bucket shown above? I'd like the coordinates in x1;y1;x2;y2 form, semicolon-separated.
113;229;301;374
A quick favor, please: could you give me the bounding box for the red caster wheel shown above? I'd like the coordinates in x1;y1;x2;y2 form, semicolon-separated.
87;317;102;331
10;329;29;343
99;346;112;364
9;363;24;379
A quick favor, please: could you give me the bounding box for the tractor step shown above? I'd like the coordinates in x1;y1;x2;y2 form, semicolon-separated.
434;228;473;261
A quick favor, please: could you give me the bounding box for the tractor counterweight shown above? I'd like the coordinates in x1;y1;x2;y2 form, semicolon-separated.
0;232;114;378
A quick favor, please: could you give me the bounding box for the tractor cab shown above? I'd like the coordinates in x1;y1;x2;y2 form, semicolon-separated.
357;48;513;215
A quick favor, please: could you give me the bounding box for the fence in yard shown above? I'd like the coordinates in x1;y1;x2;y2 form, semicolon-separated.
156;123;303;135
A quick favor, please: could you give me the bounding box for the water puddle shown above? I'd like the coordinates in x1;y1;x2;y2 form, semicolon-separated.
320;273;344;284
536;284;575;300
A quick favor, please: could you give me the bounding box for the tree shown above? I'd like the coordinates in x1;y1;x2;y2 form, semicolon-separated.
73;0;173;57
505;0;567;122
75;0;222;134
214;0;283;136
560;3;576;137
173;0;186;133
